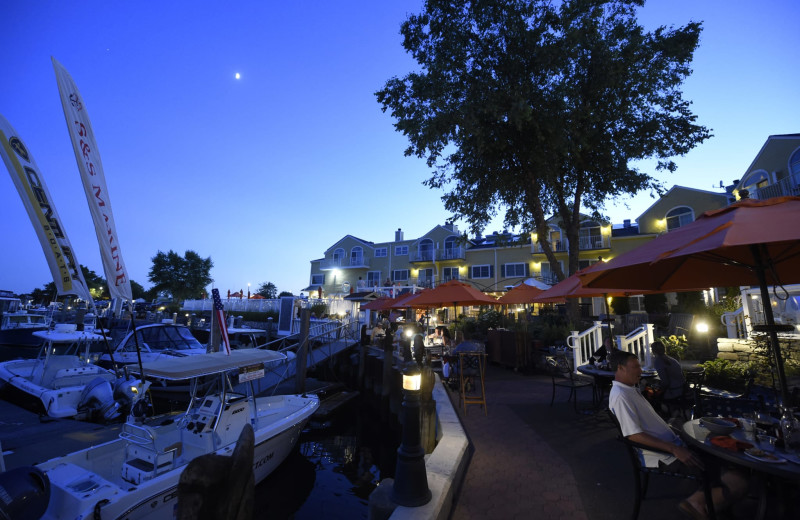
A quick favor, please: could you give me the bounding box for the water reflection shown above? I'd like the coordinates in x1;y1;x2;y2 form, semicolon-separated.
255;394;401;519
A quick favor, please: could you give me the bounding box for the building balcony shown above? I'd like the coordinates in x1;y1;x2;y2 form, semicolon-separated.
532;236;609;253
437;247;466;261
750;175;800;201
410;250;435;263
320;256;370;270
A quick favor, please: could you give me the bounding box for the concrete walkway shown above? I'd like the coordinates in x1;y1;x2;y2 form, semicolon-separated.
446;364;775;520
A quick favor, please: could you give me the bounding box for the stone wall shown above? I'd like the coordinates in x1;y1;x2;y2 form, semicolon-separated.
716;336;800;365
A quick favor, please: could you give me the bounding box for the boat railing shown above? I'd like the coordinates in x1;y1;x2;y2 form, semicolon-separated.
120;422;158;447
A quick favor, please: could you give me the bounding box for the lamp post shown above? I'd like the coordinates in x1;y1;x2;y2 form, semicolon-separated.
392;365;432;507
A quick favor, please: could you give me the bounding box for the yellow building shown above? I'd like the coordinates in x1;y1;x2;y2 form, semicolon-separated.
305;188;729;298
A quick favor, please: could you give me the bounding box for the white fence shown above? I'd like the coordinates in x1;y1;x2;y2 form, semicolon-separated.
567;321;654;369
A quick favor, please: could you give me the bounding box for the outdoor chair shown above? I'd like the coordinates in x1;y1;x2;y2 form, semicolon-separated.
608;411;716;520
458;352;487;415
547;356;594;413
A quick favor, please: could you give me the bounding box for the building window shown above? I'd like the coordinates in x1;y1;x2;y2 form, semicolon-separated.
502;263;527;278
579;220;603;249
417;239;434;261
351;246;363;265
666;206;694;231
540;262;561;284
443;267;460;282
367;271;381;285
443;236;458;258
332;248;345;265
375;247;387;258
418;268;434;286
578;259;598;271
393;269;409;282
311;274;324;285
471;265;493;279
740;169;770;194
395;245;409;256
629;295;645;313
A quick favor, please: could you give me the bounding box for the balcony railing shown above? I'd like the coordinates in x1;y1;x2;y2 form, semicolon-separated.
437;246;465;261
320;255;370;270
533;236;609;253
751;175;800;201
410;250;435;262
577;235;610;250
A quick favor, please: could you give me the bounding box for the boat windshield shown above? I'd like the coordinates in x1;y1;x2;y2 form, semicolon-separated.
119;326;203;352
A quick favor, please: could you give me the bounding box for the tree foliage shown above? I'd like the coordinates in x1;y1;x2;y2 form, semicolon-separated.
376;0;709;280
148;250;213;302
257;282;278;299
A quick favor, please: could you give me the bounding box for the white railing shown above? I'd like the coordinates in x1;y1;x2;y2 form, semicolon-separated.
721;307;748;339
619;324;654;368
567;322;654;369
182;298;283;313
567;321;603;369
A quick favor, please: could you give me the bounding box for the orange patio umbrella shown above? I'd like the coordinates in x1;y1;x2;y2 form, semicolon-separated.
531;265;648;304
580;196;800;404
361;296;396;311
406;280;498;314
497;282;545;304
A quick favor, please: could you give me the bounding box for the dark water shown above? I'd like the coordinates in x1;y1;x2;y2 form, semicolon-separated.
254;393;402;519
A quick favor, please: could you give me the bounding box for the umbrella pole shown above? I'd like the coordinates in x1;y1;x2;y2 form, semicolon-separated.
751;245;790;405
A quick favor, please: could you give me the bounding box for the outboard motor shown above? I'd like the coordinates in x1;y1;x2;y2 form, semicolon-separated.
78;377;121;421
113;376;152;416
0;466;50;520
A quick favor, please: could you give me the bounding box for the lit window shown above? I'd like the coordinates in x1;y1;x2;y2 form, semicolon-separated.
393;269;409;282
666;207;693;231
471;265;493;279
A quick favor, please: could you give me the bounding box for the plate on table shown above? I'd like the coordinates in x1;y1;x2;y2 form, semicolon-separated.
744;448;786;463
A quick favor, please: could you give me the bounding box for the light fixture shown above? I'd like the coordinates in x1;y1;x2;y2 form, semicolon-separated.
393;365;430;507
696;322;709;333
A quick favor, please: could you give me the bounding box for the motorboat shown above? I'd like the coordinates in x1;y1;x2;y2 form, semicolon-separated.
0;324;135;420
101;323;208;367
33;349;319;520
0;292;52;347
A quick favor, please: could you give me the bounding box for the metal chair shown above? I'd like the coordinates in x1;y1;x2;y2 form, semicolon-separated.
608;411;716;520
547;356;594;412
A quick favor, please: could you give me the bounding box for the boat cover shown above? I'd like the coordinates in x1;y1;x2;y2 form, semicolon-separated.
129;349;288;380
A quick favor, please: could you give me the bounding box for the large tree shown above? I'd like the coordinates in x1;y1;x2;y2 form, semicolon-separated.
376;0;710;280
148;250;213;302
257;282;278;299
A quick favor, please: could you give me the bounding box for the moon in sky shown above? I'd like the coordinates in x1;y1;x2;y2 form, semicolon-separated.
235;72;241;80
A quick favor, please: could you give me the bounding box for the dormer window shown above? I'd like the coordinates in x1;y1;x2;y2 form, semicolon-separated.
740;170;770;193
666;206;693;232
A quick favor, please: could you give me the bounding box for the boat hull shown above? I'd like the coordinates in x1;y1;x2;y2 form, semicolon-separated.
39;394;319;520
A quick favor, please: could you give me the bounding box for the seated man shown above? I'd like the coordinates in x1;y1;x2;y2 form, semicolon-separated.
608;350;746;519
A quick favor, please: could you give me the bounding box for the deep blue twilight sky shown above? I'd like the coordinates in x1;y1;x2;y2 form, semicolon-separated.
1;1;798;298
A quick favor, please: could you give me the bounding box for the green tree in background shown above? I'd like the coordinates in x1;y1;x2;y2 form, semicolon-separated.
148;250;213;302
257;282;278;299
376;0;709;281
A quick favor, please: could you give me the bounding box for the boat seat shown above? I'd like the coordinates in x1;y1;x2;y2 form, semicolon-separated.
121;422;183;485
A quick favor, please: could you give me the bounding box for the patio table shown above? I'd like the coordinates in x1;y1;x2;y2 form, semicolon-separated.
681;418;800;519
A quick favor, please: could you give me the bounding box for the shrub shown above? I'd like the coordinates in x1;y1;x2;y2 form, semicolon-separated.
700;359;756;393
657;335;688;360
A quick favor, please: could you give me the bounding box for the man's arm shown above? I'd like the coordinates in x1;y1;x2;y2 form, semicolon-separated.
627;432;704;469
